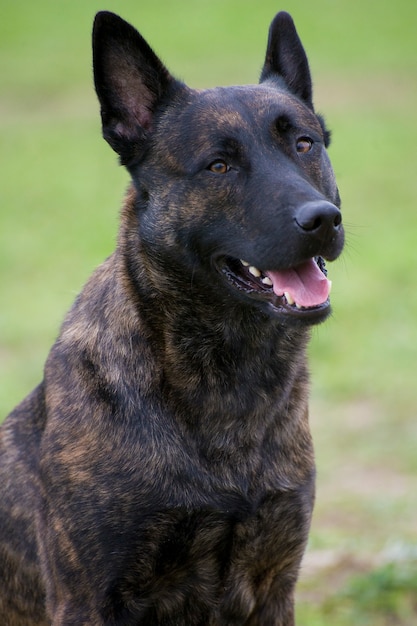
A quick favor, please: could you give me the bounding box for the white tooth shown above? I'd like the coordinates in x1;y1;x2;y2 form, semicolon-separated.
328;280;332;294
240;260;250;266
295;303;303;309
261;276;273;286
248;266;261;278
284;292;295;305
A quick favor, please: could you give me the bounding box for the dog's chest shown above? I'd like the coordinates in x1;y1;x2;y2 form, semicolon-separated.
118;480;312;622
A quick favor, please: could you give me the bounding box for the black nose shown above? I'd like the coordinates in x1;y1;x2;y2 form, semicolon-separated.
295;200;342;239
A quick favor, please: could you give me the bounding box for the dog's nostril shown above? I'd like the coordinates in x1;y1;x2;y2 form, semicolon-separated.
295;201;342;234
309;216;323;231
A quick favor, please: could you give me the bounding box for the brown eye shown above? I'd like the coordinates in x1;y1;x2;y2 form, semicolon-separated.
208;160;230;174
296;137;313;154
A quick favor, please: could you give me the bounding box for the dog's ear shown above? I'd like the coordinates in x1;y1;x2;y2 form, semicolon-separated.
93;11;180;164
260;12;313;110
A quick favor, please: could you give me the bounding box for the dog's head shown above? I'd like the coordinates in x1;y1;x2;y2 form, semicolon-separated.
93;11;344;325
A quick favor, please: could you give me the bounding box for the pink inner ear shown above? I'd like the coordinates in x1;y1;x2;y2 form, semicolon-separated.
135;104;153;130
108;52;156;132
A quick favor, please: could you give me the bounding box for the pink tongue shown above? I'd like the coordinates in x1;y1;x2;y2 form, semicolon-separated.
266;259;330;308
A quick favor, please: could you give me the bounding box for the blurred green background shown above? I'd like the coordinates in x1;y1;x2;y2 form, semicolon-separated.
1;0;416;623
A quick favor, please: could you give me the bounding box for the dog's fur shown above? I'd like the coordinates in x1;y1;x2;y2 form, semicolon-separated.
0;11;344;625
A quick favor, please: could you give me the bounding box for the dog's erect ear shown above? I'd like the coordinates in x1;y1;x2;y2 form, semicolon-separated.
260;12;313;110
93;11;180;163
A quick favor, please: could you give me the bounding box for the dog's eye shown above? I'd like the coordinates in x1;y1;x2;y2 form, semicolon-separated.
296;137;313;154
208;160;230;174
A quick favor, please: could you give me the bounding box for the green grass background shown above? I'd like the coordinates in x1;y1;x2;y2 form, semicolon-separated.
1;0;416;623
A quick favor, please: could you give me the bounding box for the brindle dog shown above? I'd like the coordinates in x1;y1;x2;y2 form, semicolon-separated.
0;11;344;625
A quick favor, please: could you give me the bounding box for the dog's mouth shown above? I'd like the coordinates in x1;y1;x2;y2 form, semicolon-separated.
216;256;332;322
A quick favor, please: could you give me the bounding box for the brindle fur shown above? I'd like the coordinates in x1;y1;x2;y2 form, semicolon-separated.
0;11;344;625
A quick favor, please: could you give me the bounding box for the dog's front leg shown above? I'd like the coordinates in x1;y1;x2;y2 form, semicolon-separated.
46;603;103;626
223;579;296;626
38;545;107;626
36;506;127;625
246;587;296;626
221;487;311;626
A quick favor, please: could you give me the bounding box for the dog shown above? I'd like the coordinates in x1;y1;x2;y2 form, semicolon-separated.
0;10;344;625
